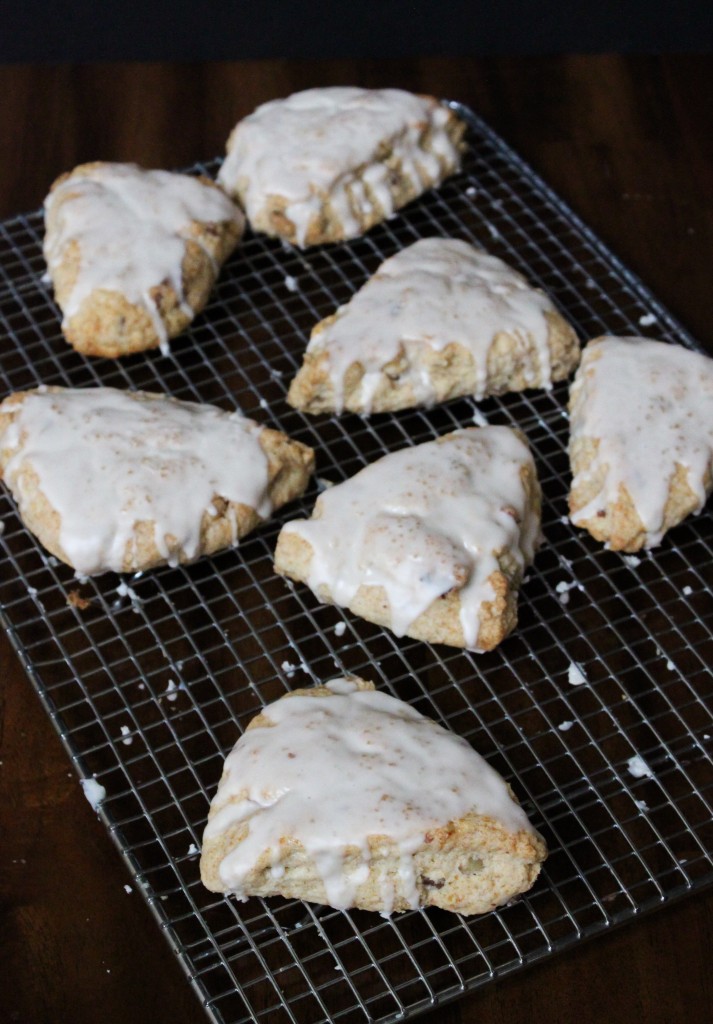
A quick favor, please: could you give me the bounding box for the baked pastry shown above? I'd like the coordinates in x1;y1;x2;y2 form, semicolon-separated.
43;162;245;357
274;426;541;651
200;677;547;915
0;386;314;575
217;87;465;247
568;335;713;551
286;237;580;414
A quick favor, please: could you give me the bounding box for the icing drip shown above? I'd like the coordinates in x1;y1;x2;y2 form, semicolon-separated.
280;427;540;649
204;678;536;910
305;238;556;412
44;163;243;352
1;388;270;575
569;336;713;546
218;87;461;246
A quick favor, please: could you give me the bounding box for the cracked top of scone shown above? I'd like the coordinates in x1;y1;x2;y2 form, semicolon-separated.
44;161;245;356
0;386;313;575
568;335;713;550
217;87;465;246
287;237;580;414
201;676;546;915
274;426;541;651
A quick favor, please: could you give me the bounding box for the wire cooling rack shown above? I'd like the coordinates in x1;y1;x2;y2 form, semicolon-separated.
1;103;712;1024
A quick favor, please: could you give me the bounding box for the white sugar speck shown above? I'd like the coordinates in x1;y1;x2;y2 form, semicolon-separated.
555;580;584;605
120;724;132;745
568;662;587;686
666;659;676;671
638;313;656;327
81;777;106;811
622;554;641;568
284;275;298;292
165;679;178;701
334;622;346;637
627;754;654;779
634;799;649;812
682;585;693;596
465;185;477;197
558;720;574;732
124;884;132;894
113;580;143;613
471;408;489;427
281;660;296;678
259;397;269;410
116;581;141;602
187;843;199;856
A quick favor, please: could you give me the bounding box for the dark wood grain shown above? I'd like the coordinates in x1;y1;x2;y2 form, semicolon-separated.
0;55;712;1024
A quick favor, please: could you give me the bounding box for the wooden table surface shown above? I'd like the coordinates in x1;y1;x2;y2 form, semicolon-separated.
0;55;712;1024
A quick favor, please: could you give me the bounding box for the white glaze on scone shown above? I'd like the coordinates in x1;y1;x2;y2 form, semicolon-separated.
203;678;540;912
218;87;462;246
0;387;272;574
291;238;569;413
44;163;244;353
277;427;540;650
568;336;713;547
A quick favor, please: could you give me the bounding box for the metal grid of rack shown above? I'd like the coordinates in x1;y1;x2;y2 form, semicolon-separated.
0;103;711;1024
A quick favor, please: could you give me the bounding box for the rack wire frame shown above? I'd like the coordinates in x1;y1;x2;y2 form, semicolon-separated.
0;102;712;1024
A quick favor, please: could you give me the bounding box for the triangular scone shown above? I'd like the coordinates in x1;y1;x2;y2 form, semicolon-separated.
0;387;314;575
44;162;245;357
201;677;547;915
217;87;465;247
286;238;580;414
274;427;541;651
568;336;713;551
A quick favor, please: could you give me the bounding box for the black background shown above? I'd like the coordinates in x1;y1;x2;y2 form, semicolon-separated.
4;1;712;63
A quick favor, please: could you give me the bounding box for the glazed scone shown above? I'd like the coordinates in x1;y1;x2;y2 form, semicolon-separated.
0;387;314;575
274;427;541;651
568;336;713;551
217;87;465;247
44;162;245;357
286;238;580;414
201;677;547;915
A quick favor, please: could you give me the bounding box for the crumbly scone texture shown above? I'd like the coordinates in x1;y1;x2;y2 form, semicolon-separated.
220;90;466;246
568;338;713;551
45;162;244;358
288;308;579;415
273;457;540;651
0;387;315;574
569;438;709;552
200;680;547;916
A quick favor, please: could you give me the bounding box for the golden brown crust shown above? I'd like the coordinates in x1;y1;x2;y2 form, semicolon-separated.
45;162;244;358
569;436;709;552
273;455;540;651
287;307;579;415
567;338;713;551
228;102;466;246
200;680;547;915
0;388;315;574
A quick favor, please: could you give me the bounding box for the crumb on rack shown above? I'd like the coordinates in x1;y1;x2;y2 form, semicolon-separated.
67;588;91;609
